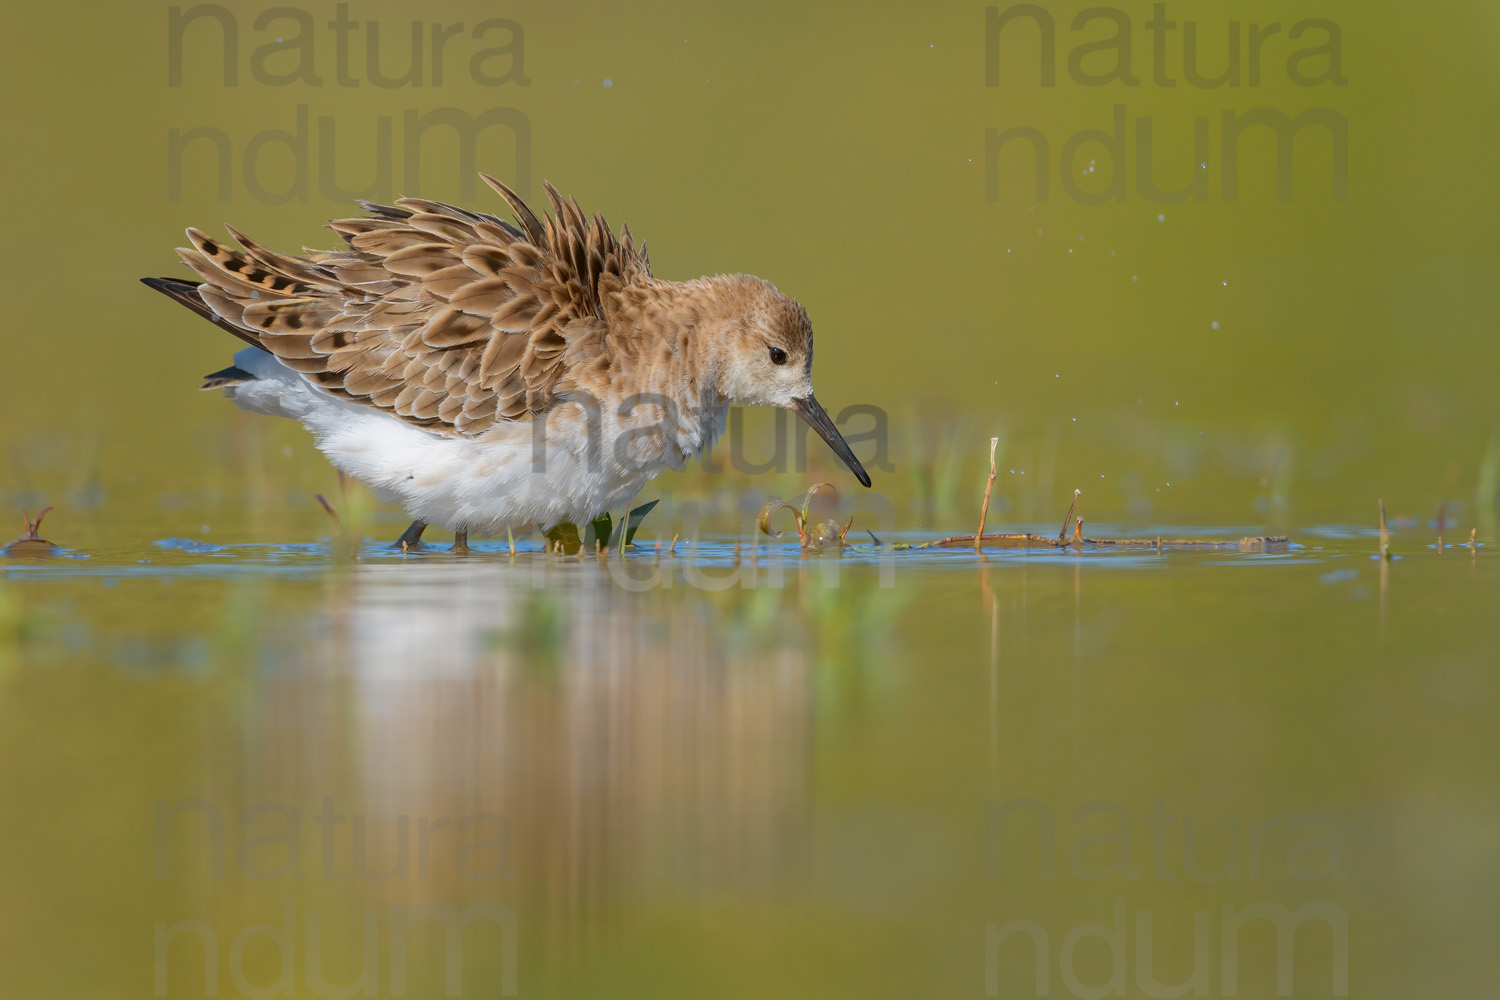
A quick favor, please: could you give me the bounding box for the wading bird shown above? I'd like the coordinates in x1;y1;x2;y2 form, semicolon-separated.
144;176;870;551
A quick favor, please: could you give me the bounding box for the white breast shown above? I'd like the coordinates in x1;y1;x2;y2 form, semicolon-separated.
225;348;727;535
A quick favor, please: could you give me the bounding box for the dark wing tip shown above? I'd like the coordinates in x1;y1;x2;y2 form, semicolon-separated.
143;275;264;348
200;365;258;390
142;275;197;292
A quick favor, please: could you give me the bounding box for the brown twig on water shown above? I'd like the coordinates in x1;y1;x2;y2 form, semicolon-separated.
1058;489;1081;541
1469;527;1478;550
5;507;61;556
974;437;999;552
669;533;679;555
22;507;53;538
927;532;1287;550
1378;498;1390;560
924;487;1289;552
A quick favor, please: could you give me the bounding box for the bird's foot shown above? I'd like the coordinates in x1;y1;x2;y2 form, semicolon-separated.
395;519;427;552
451;529;470;556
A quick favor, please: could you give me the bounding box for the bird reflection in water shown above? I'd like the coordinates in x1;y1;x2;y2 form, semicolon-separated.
217;558;898;974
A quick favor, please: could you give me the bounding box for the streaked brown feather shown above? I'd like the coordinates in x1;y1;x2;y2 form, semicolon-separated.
383;243;460;278
449;277;514;315
349;228;436;255
419;308;490;349
155;176;653;435
480;173;547;245
422;264;480;301
222;224;342;292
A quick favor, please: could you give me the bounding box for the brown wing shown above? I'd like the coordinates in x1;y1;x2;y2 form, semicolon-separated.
170;176;653;436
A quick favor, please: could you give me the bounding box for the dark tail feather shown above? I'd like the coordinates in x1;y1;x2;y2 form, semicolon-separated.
141;276;263;348
201;365;258;390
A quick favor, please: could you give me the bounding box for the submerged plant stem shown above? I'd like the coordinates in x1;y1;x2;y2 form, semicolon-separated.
1058;489;1080;542
1378;498;1390;560
974;437;999;552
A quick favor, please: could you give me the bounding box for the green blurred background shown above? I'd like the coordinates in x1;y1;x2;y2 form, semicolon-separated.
2;2;1497;998
4;0;1496;528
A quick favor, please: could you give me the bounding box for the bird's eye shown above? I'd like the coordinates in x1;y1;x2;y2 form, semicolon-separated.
768;347;788;366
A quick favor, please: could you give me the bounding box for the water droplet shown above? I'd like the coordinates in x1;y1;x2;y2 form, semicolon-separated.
603;78;614;87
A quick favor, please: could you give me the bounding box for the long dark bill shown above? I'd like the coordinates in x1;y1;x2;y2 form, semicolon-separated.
791;395;872;488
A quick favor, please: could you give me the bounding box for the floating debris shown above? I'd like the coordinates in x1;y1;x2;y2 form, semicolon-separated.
4;508;60;557
759;483;853;553
890;440;1296;552
912;532;1290;552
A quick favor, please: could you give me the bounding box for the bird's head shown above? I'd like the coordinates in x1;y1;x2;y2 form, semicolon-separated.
697;274;871;488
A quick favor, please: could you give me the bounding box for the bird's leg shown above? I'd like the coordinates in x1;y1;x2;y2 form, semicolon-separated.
451;528;470;555
395;520;427;552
